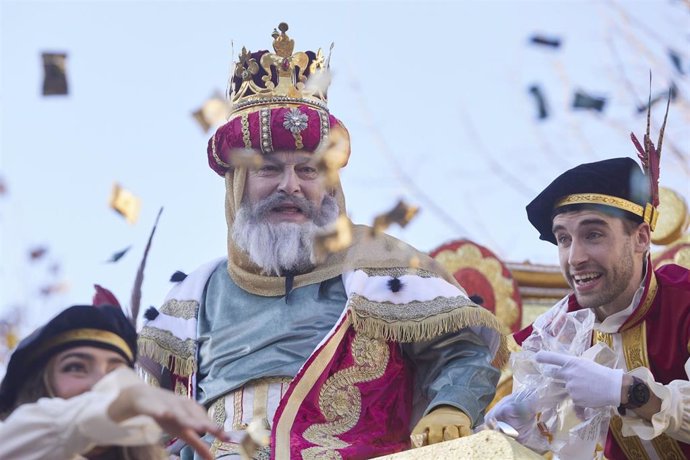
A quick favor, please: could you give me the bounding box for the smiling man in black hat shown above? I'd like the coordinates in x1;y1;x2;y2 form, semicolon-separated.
489;114;690;458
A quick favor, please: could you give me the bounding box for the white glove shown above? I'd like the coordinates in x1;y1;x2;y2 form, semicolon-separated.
485;394;535;438
535;350;623;408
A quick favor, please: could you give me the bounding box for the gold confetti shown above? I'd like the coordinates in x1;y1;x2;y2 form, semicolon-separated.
39;281;70;297
239;418;270;460
109;183;141;224
305;68;332;97
192;93;230;132
313;215;353;263
372;199;420;235
314;125;349;187
229;148;264;169
408;255;421;269
42;52;68;96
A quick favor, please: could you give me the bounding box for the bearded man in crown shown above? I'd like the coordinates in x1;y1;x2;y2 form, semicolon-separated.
138;23;506;460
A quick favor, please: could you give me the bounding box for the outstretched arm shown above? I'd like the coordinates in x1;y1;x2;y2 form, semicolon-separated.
0;367;225;460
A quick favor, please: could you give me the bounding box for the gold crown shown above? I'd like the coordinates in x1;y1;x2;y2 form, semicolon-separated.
229;22;331;114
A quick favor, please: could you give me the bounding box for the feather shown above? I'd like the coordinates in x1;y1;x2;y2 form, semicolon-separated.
656;90;672;162
631;133;646;164
92;284;121;307
129;207;163;328
631;74;670;209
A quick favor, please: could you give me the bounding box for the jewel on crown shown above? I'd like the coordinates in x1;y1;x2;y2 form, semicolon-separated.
229;22;331;114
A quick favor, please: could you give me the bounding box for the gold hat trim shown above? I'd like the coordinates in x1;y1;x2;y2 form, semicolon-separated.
32;328;134;363
555;193;658;231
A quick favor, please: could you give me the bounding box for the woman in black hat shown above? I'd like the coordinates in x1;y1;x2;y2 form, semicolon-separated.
0;304;225;460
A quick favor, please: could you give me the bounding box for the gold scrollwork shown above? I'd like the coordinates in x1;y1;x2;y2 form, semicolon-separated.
301;333;390;459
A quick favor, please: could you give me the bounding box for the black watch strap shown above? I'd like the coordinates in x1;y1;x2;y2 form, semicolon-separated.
618;376;650;415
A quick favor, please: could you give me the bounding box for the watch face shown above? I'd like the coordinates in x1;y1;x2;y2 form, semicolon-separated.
630;380;650;407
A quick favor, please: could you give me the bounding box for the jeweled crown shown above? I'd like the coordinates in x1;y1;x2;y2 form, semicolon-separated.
229;22;331;115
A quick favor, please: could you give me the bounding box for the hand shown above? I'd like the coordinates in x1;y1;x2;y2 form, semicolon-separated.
108;383;228;460
485;394;535;436
535;350;623;408
410;406;472;448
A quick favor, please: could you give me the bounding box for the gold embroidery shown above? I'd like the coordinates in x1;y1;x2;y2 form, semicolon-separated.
301;333;390;459
293;131;304;149
359;267;437;278
349;293;508;368
274;316;353;457
593;330;613;349
233;387;245;430
210;438;241;458
212;132;232;169
137;326;196;376
555;193;644;218
159;299;199;320
622;322;647;370
241;113;252;148
211;397;227;429
609;416;648;459
351;293;475;323
653;435;687;460
174;380;188;397
613;320;685;459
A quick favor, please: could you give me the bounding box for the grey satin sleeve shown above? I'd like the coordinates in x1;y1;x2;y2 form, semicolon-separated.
403;329;500;426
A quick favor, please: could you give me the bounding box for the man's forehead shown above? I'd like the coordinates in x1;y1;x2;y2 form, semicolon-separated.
264;151;315;165
552;209;615;230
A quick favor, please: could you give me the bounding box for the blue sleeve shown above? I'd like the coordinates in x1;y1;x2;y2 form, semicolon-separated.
403;329;500;426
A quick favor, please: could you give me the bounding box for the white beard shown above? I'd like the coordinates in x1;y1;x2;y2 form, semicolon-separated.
232;194;339;276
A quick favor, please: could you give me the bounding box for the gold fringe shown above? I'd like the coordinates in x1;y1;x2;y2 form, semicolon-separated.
138;337;196;377
351;306;509;369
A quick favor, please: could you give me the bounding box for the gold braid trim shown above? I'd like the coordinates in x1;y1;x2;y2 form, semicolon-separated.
212;131;232;169
555;193;644;217
594;323;685;459
358;267;438;278
301;333;390;459
241;113;252;149
137;327;196;377
349;295;508;369
159;299;199;320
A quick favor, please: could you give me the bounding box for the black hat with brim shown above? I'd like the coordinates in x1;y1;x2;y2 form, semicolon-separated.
526;157;653;244
0;305;136;413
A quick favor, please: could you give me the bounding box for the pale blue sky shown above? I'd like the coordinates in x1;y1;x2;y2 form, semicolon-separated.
1;0;688;338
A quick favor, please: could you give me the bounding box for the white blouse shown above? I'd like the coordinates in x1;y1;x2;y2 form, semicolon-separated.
0;367;161;460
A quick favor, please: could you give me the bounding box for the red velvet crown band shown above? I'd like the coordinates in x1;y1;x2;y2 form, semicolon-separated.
207;104;350;176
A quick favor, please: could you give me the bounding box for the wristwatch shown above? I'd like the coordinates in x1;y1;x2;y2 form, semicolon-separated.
618;376;650;415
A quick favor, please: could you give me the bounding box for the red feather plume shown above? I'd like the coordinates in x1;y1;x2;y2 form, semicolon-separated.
92;284;121;308
630;74;671;208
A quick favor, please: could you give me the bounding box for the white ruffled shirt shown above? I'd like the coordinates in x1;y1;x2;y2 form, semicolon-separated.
0;367;162;460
